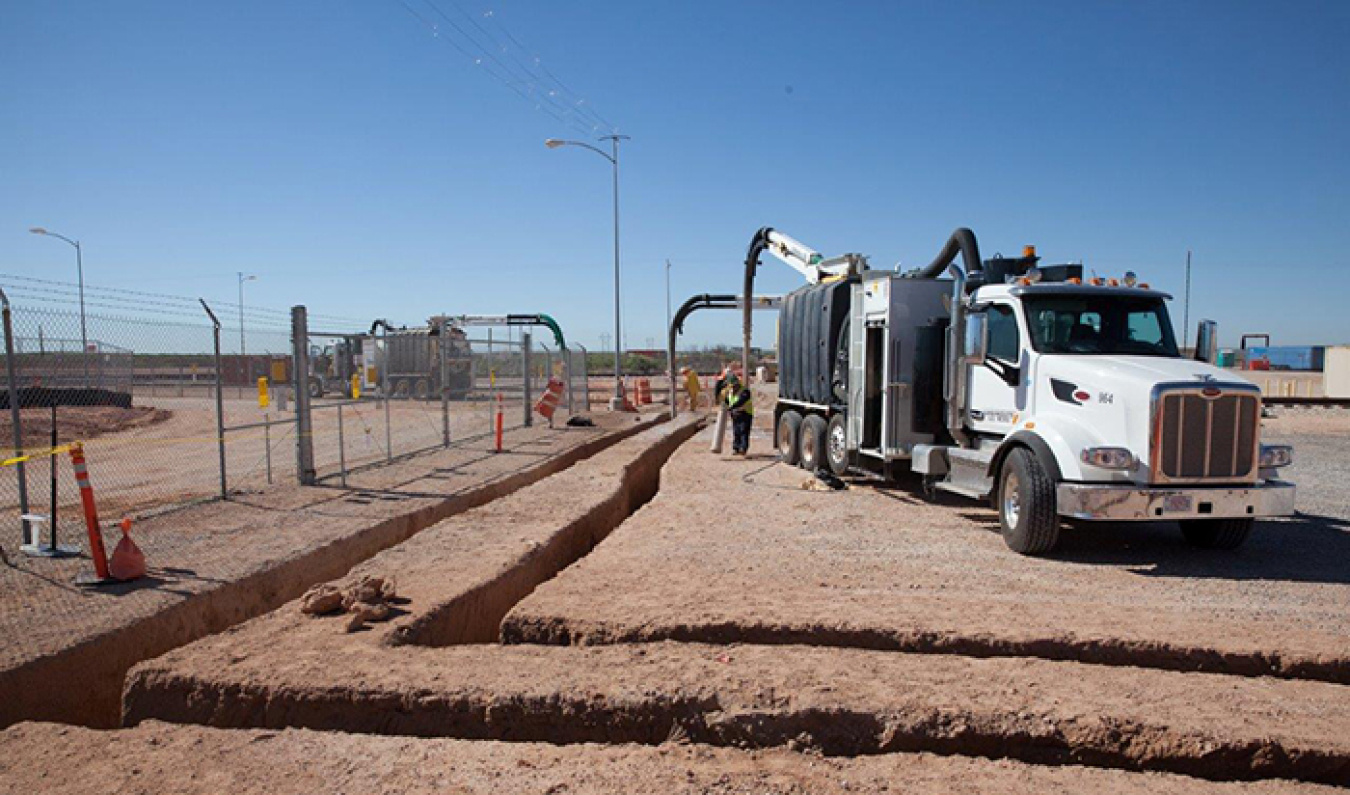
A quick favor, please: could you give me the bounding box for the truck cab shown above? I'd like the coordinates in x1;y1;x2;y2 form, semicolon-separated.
762;228;1295;556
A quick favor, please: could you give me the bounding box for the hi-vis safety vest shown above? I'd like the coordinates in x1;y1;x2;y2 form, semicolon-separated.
726;387;754;416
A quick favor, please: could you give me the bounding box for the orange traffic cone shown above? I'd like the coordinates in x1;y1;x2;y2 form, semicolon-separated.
109;518;146;582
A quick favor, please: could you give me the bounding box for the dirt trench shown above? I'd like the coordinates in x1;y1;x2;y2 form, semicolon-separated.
1;415;664;730
384;418;700;647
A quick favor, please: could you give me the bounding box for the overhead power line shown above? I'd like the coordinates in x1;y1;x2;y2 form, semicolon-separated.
0;273;373;328
393;0;616;137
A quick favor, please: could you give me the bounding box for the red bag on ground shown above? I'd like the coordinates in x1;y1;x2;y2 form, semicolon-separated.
109;518;146;581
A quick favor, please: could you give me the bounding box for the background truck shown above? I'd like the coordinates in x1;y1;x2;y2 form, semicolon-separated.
308;319;473;400
745;226;1296;555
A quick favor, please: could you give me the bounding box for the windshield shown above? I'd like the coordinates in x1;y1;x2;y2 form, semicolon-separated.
1023;295;1180;357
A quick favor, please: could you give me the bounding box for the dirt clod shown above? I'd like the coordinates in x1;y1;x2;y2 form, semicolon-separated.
299;585;343;616
303;576;399;630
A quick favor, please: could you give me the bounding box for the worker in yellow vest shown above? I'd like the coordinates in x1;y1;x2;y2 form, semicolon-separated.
725;375;754;455
682;367;702;409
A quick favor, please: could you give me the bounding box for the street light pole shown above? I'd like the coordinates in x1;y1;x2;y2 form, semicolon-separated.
545;134;631;410
238;272;257;359
665;258;673;384
29;227;88;384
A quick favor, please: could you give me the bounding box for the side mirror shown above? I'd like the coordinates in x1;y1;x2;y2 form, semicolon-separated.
1194;319;1218;364
964;312;988;366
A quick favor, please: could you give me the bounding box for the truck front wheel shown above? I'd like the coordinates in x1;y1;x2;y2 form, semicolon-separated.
1180;518;1252;550
776;411;802;465
997;448;1061;555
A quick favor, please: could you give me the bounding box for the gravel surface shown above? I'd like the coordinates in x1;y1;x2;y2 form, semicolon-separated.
505;412;1350;681
6;721;1334;795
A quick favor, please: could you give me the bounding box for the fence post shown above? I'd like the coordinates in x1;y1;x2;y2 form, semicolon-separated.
291;306;316;485
337;404;347;488
576;344;589;412
439;317;450;448
381;323;392;463
563;346;575;413
1;289;31;545
521;331;532;428
200;299;227;499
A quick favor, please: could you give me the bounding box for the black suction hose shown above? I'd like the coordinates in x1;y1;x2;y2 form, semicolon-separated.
742;227;774;378
912;227;983;280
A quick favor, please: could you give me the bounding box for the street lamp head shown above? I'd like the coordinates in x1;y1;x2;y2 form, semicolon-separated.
29;227;47;235
544;138;566;149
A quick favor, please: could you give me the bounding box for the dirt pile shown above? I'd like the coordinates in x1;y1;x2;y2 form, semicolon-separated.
0;405;172;447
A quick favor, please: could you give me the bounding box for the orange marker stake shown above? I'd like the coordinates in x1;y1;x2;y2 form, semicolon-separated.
68;444;110;581
495;394;504;453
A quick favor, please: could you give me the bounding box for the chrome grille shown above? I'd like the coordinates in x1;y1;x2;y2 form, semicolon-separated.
1152;387;1260;483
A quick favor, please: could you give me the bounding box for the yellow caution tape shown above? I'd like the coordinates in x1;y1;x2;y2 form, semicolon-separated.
1;444;75;467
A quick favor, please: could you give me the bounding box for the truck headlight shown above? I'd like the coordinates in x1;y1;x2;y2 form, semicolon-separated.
1081;447;1136;470
1259;444;1293;468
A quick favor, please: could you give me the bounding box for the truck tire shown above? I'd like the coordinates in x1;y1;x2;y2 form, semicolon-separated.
392;379;410;399
308;378;323;399
825;413;850;476
997;447;1061;555
413;379;430;400
799;414;827;472
1180;518;1252;550
776;411;803;465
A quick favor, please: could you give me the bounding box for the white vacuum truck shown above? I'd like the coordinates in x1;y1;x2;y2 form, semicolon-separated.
744;227;1296;555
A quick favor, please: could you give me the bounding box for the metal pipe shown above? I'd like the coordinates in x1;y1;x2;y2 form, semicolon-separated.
522;331;533;428
576;343;589;412
439;316;450;447
200;299;228;499
381;322;391;462
943;265;970;446
264;413;273;485
337;404;347;488
291;306;316;485
1;289;31;545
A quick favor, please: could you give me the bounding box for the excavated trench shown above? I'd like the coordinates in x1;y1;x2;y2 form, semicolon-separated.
383;418;701;647
118;418;1350;787
2;416;664;730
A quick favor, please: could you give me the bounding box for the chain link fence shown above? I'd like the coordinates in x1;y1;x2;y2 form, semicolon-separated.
1;295;590;557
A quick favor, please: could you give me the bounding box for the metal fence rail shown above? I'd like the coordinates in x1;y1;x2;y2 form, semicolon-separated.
2;298;585;556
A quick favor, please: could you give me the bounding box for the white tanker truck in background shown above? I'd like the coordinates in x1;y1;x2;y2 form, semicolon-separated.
744;227;1296;555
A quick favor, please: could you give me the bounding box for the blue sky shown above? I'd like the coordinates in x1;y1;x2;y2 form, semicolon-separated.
2;0;1347;350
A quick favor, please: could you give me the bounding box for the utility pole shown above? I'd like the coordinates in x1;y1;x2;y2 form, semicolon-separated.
544;134;631;410
29;228;87;385
1183;250;1192;345
238;272;257;358
665;259;673;377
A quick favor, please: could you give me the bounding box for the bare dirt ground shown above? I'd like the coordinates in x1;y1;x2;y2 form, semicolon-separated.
0;405;173;448
0;409;662;728
5;385;1346;791
115;409;1350;785
0;393;536;525
503;409;1350;683
2;721;1336;795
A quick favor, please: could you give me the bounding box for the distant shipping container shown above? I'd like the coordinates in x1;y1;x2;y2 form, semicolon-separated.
1244;346;1325;372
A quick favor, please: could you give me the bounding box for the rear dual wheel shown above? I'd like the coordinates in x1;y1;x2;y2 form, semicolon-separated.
798;415;828;472
776;411;802;465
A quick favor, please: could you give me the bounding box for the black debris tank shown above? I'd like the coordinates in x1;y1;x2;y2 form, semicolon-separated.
778;280;852;407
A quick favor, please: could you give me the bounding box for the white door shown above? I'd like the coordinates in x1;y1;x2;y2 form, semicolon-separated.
966;303;1025;436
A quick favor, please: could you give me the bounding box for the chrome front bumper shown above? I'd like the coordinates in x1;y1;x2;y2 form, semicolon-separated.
1056;480;1296;522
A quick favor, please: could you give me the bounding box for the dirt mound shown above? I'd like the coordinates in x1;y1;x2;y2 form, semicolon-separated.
0;405;172;447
